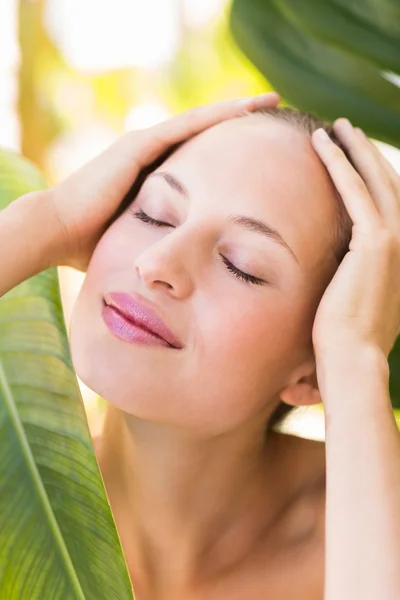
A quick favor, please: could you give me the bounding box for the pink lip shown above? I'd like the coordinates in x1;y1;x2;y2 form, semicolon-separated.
102;291;183;349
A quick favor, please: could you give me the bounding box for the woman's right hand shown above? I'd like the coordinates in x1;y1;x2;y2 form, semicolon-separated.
47;93;280;271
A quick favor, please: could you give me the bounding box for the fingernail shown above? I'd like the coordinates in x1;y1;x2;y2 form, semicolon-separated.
239;92;280;108
238;97;254;107
256;91;279;104
314;128;331;142
256;91;280;100
335;117;353;132
355;127;367;140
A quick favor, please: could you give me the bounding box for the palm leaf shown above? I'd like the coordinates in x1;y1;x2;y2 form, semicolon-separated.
230;0;400;147
0;149;134;599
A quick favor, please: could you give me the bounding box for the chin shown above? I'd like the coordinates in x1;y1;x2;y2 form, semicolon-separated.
69;323;169;421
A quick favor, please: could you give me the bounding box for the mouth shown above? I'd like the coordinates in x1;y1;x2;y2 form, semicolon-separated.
102;292;183;349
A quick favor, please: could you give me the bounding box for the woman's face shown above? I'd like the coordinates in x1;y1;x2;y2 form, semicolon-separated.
69;115;340;435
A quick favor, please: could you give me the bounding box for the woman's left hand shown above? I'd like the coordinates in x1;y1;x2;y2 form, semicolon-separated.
310;119;400;362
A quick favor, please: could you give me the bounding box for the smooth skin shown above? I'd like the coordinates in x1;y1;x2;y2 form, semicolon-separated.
311;121;400;600
1;96;399;599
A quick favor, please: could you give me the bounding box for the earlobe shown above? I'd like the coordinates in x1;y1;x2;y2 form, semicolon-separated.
279;371;322;407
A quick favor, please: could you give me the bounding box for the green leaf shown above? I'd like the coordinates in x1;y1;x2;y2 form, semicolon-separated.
229;0;400;147
0;149;134;599
389;337;400;409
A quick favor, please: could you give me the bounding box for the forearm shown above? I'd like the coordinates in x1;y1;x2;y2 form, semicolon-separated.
319;344;400;600
0;191;61;297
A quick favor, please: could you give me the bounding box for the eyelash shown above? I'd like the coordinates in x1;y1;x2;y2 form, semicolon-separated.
129;208;266;286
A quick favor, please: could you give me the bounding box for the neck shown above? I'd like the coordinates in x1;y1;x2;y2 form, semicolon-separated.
97;404;292;596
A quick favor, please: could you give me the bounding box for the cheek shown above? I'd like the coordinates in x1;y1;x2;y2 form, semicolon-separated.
68;223;128;388
197;296;298;407
87;222;129;281
207;292;299;361
203;285;315;387
80;214;144;302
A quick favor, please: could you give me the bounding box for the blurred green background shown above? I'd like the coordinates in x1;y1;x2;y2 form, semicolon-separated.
1;0;399;440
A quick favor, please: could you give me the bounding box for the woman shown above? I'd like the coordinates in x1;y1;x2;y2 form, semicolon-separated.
1;93;400;600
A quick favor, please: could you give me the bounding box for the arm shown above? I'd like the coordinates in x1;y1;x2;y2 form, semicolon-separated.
0;191;61;297
310;120;400;599
318;346;400;600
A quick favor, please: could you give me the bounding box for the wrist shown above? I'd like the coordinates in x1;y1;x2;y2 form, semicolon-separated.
316;342;391;415
13;190;65;270
316;339;389;381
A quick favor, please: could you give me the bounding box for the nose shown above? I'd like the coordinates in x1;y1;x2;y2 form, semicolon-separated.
134;230;195;299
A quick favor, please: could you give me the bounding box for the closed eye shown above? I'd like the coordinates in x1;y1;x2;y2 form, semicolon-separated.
220;255;265;286
130;207;173;228
130;208;266;287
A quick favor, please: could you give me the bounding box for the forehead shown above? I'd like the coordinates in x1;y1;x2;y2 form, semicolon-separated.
158;114;339;273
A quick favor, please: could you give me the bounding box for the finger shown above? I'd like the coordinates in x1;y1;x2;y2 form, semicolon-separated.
246;92;281;111
311;127;381;230
333;119;400;225
135;92;280;168
55;93;280;201
355;128;400;203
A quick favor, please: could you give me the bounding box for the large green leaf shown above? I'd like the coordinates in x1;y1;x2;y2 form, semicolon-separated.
230;0;400;147
0;149;134;599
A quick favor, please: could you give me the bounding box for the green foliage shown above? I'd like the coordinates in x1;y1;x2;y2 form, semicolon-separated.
230;0;400;147
159;9;272;114
0;149;134;599
389;338;400;409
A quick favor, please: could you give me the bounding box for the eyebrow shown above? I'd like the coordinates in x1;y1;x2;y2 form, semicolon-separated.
149;171;300;266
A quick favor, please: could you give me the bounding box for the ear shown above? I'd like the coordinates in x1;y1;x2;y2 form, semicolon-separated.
279;362;322;408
